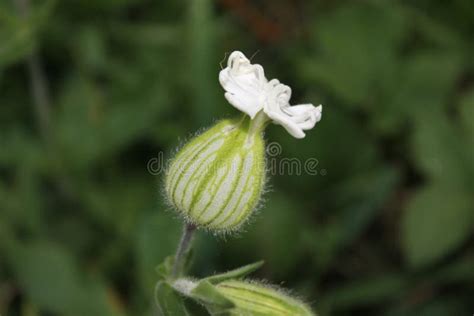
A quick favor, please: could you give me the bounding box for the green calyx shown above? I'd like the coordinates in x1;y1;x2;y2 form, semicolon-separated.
165;114;266;232
214;280;314;316
169;261;314;316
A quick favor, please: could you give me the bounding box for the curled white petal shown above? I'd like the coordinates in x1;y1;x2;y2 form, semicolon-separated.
264;80;322;138
219;51;322;138
219;51;267;119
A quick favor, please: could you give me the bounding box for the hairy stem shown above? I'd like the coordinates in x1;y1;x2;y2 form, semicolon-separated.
172;223;197;278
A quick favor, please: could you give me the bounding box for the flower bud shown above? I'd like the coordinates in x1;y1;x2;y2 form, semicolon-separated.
172;278;314;316
214;280;314;316
165;116;265;232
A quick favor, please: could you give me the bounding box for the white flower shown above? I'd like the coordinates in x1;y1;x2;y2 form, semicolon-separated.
219;51;322;139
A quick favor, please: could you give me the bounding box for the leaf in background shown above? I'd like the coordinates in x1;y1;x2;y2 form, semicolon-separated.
384;296;472;316
75;25;107;73
187;0;221;126
401;184;473;268
0;159;44;237
0;0;55;68
136;211;182;292
459;89;474;180
373;51;462;134
412;109;471;187
10;241;122;316
301;2;406;105
309;167;399;273
460;90;474;137
225;194;311;277
397;52;461;109
0;129;46;170
155;281;190;316
431;254;474;285
55;74;108;168
80;175;155;231
408;4;467;49
55;73;168;170
272;107;379;194
328;167;400;247
321;274;408;312
0;19;35;68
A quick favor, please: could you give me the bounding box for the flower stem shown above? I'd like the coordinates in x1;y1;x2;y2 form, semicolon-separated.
172;223;197;278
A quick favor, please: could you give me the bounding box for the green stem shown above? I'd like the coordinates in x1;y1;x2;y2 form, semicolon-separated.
172;223;197;278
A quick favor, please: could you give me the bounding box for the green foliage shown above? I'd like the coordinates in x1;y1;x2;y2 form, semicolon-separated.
402;185;472;267
159;262;313;315
155;281;191;316
202;261;264;284
1;0;473;315
10;241;121;316
154;260;264;315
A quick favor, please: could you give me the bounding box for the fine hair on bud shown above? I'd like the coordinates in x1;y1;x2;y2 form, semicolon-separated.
164;116;266;233
215;279;314;315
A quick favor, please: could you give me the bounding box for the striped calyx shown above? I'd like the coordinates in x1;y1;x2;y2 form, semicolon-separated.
172;278;314;316
214;280;314;316
165;115;266;232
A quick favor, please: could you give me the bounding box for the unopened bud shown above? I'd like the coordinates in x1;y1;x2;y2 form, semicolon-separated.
214;280;314;316
172;277;315;316
165;116;266;232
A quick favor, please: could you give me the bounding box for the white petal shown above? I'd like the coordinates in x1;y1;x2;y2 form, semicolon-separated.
263;80;322;138
266;110;307;138
287;104;322;129
219;51;323;138
219;51;267;119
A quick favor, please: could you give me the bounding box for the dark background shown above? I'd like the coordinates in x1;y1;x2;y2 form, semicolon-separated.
1;0;473;315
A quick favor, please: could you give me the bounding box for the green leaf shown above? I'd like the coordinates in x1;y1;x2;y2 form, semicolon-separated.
460;90;474;143
373;51;462;134
55;73;169;169
322;274;408;310
155;281;190;316
137;211;182;290
412;109;470;187
302;2;406;105
0;163;44;236
11;241;121;316
303;167;399;273
431;255;474;285
75;25;107;72
409;5;466;49
0;21;35;68
332;167;400;246
402;185;473;267
156;256;176;280
155;252;194;283
0;0;55;68
108;22;180;48
155;254;194;284
203;261;264;284
384;296;471;316
224;194;312;277
187;0;220;126
459;89;474;180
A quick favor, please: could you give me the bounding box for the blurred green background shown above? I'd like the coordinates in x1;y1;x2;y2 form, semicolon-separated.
1;0;474;315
